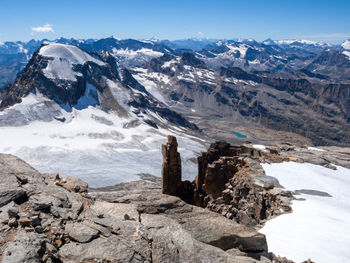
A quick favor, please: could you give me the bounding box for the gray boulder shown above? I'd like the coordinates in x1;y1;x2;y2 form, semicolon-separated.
2;231;45;263
65;222;100;243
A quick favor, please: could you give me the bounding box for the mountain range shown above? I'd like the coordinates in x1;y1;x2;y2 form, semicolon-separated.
0;36;349;263
1;37;349;89
0;37;349;182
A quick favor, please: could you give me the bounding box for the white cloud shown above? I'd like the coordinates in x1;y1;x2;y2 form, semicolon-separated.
31;24;54;35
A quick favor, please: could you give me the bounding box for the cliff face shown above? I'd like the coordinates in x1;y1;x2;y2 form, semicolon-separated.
161;138;293;227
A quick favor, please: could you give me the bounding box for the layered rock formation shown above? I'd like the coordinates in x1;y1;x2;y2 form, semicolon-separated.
161;139;292;226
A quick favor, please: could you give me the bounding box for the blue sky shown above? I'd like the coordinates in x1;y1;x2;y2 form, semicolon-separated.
1;0;349;43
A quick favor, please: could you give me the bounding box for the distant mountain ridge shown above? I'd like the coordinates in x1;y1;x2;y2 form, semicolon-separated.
0;37;347;90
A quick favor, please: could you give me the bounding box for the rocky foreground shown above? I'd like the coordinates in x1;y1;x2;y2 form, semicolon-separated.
1;137;344;262
0;152;296;263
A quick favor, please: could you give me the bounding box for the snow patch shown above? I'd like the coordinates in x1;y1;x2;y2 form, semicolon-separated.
43;57;83;81
342;51;350;60
226;43;248;58
341;40;350;50
132;72;169;104
74;83;99;110
113;48;163;57
307;146;325;152
252;144;266;150
260;162;350;263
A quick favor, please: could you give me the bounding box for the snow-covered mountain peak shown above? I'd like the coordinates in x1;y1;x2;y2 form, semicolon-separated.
341;39;350;50
39;43;106;82
39;43;105;67
0;41;199;135
262;38;276;45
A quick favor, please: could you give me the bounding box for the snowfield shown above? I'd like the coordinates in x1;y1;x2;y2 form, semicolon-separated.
0;97;205;187
39;43;105;81
132;71;170;104
112;47;163;58
341;39;350;50
343;51;350;60
111;47;164;67
39;43;105;66
260;162;350;263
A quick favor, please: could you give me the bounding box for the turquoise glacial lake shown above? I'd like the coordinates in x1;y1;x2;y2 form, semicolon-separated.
232;131;247;138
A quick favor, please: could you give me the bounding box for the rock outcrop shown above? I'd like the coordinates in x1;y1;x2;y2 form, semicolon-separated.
197;142;293;226
0;153;290;263
261;143;350;169
160;140;292;226
90;175;293;263
194;142;262;206
161;135;182;195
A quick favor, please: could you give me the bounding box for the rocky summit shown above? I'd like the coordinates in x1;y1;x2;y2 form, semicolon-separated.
0;153;274;263
1;137;331;263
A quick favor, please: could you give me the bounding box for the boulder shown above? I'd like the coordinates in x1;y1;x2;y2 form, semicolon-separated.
61;176;88;193
65;222;100;243
2;230;45;263
0;201;18;223
0;189;26;208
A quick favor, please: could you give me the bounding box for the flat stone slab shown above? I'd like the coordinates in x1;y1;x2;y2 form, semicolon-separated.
294;189;332;197
65;222;100;243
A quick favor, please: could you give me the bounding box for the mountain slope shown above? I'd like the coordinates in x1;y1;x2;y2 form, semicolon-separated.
76;37;171;68
0;40;43;89
0;43;205;186
305;48;350;80
132;52;350;146
0;43;197;130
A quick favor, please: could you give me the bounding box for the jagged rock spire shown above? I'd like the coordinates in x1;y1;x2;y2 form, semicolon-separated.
161;135;182;195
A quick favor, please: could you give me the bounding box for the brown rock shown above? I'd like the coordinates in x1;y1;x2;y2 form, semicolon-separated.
161;135;182;195
203;157;243;199
61;176;88;193
8;218;18;227
18;217;31;227
42;173;60;183
54;239;63;248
